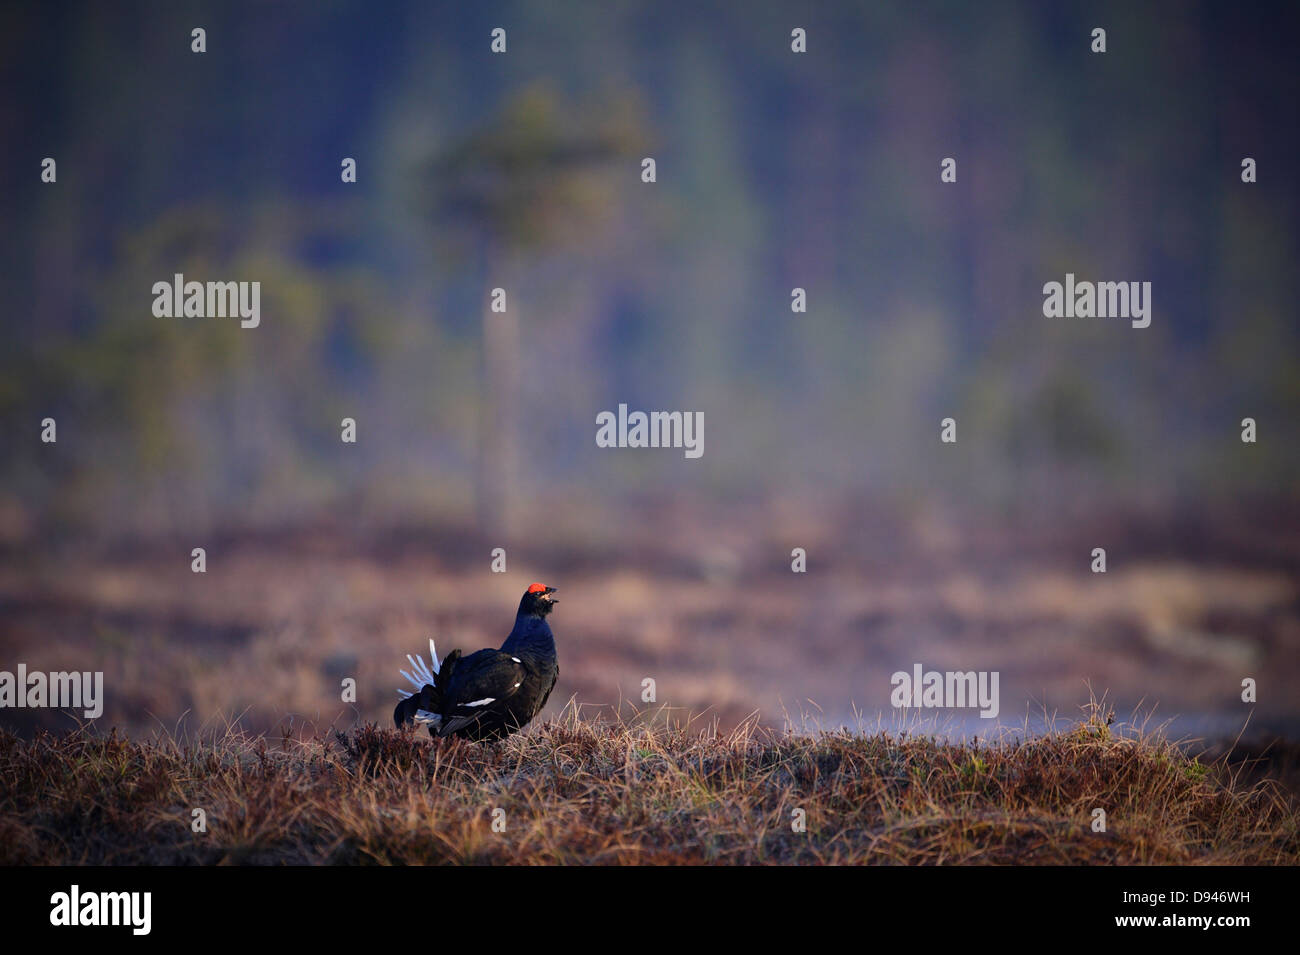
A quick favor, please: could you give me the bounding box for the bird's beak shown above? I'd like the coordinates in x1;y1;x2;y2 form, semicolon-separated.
543;587;558;603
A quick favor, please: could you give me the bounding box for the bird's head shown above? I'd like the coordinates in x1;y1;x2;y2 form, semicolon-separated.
520;582;558;617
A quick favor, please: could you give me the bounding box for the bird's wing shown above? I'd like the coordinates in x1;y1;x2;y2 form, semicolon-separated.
535;664;558;715
435;650;528;737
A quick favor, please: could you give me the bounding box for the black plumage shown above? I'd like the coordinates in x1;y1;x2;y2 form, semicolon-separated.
395;583;559;741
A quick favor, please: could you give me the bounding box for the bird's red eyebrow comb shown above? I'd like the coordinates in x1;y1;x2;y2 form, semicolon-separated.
527;582;548;593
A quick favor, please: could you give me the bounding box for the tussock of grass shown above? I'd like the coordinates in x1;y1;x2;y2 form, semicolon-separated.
1;704;1296;864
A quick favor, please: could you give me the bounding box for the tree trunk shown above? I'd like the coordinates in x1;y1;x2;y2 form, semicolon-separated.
477;260;519;539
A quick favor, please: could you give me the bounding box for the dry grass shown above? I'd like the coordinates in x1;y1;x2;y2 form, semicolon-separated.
2;702;1296;865
3;527;1297;742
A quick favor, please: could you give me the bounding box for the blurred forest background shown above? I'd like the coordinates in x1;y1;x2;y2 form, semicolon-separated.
1;1;1297;744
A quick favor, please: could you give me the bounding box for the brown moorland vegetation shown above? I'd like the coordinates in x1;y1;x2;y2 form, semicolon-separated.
1;704;1296;865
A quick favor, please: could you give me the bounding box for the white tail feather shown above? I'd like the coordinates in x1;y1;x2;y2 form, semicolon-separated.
398;638;442;696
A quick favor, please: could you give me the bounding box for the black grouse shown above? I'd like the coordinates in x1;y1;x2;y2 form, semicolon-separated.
394;583;559;741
